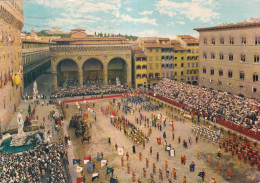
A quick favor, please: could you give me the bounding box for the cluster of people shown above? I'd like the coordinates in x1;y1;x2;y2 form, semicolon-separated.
50;85;127;99
219;138;260;168
0;143;67;182
152;78;260;132
191;125;222;143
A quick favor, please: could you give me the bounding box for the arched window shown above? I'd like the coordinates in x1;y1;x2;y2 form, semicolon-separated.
253;73;258;82
181;63;184;67
229;53;233;61
136;74;141;79
241;53;246;62
240;71;245;81
136;65;141;69
203;52;207;59
228;70;233;78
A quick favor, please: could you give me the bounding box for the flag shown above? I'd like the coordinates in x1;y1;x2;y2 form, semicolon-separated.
14;74;21;85
77;166;83;172
84;156;90;164
92;172;99;182
97;152;103;161
198;171;205;178
170;149;175;157
87;162;94;173
101;160;107;168
166;145;171;151
106;167;114;175
73;159;81;165
83;113;88;118
118;148;123;156
110;177;118;183
77;177;85;183
111;112;116;117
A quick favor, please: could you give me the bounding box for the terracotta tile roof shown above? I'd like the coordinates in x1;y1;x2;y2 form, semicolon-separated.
183;39;199;44
22;38;51;44
144;43;161;48
177;35;195;39
54;37;127;42
171;40;179;44
144;40;157;43
71;28;85;31
135;53;147;58
173;45;186;51
194;22;260;31
157;38;170;41
160;44;175;48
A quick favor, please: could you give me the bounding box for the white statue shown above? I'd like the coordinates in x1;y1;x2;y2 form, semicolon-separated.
116;76;121;86
33;81;39;102
17;110;25;136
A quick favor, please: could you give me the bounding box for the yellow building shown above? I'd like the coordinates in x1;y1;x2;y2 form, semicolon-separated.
172;45;187;82
132;46;148;88
177;35;199;85
0;0;23;129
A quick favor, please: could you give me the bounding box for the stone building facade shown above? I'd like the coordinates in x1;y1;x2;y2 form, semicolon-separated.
195;19;260;99
50;29;132;89
0;0;23;130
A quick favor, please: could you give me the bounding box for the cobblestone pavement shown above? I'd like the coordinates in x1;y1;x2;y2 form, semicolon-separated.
61;97;260;183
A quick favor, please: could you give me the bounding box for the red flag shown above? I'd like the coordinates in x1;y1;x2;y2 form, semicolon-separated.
83;113;88;118
77;177;84;183
111;112;116;117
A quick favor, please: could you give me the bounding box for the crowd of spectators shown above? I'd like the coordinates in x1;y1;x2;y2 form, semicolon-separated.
152;78;260;132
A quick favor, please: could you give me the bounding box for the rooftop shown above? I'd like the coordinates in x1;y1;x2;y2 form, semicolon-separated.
173;45;186;51
194;21;260;32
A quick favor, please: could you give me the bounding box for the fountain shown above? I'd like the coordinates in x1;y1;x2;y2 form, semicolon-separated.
0;110;47;153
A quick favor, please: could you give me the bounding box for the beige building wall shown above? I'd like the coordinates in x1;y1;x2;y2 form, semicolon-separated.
196;25;260;99
0;1;24;130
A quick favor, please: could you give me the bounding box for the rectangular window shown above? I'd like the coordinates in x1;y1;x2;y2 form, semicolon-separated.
188;63;190;68
219;53;224;60
156;63;159;69
211;37;215;45
253;88;257;92
254;55;259;63
255;36;260;45
220;37;224;44
211;53;215;60
203;38;207;45
230;37;234;44
181;57;184;60
203;53;207;59
162;56;164;60
156;56;159;61
156;48;158;52
150;64;153;69
175;57;177;60
149;56;153;61
149;48;152;52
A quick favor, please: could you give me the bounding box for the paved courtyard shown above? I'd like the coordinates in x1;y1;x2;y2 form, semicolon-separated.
61;97;260;183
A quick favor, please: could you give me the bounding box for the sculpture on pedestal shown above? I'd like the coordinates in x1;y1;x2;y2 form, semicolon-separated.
33;81;39;102
17;110;25;136
116;76;121;86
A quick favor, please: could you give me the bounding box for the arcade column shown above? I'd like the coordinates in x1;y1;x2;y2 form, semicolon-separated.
127;68;132;87
79;69;83;87
103;67;108;86
52;71;58;90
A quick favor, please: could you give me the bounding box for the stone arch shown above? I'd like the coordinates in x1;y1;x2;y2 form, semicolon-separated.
107;57;127;85
186;81;191;84
192;81;198;85
82;58;104;86
56;59;79;87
